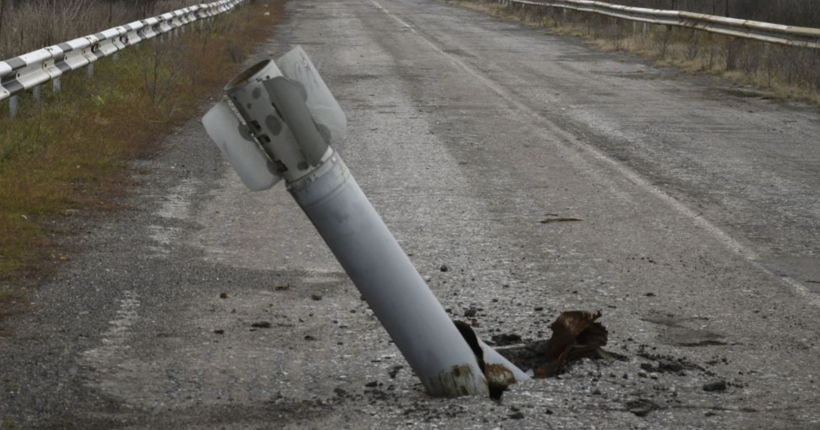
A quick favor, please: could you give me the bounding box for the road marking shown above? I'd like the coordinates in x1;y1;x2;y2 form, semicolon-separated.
148;179;199;256
368;0;820;307
82;290;140;366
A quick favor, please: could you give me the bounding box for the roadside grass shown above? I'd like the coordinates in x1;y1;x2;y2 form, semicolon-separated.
447;0;820;107
0;0;285;320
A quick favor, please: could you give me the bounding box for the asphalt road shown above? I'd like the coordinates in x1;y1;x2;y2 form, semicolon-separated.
2;0;820;428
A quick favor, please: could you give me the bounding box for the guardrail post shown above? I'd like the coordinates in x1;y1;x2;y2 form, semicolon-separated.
53;77;61;94
33;85;41;108
113;52;120;62
9;95;18;119
87;63;95;77
202;48;529;398
642;22;647;34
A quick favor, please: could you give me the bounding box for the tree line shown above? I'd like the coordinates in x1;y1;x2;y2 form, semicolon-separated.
608;0;820;28
0;0;200;59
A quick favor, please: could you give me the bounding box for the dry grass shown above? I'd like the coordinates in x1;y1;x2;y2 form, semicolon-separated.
0;0;286;319
448;0;820;106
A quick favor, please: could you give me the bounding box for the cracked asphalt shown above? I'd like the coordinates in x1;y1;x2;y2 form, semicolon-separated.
2;0;820;428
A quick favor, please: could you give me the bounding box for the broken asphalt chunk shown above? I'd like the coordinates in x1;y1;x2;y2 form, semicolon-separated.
509;411;525;419
491;333;522;346
626;399;659;417
703;380;727;392
388;365;403;379
542;310;608;373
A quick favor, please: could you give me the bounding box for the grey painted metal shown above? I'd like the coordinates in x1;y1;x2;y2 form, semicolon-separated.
0;0;246;104
502;0;820;48
290;154;489;397
33;85;41;106
203;101;282;191
202;47;530;397
53;77;61;93
477;339;532;381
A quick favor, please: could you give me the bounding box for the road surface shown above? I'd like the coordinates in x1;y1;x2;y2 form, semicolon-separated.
2;0;820;428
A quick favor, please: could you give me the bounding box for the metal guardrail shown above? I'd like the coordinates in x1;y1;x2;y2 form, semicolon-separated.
0;0;246;115
500;0;820;49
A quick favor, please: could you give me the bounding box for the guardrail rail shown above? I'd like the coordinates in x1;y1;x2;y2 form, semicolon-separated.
498;0;820;49
0;0;246;118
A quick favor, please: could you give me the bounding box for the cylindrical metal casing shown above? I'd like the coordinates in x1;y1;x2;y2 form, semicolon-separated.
289;153;489;397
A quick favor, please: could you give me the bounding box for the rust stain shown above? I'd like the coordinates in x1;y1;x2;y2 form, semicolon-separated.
425;363;488;398
485;363;516;387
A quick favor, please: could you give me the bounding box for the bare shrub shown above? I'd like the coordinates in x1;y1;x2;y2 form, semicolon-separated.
142;39;183;106
686;29;699;61
735;40;761;76
723;37;742;71
651;25;673;58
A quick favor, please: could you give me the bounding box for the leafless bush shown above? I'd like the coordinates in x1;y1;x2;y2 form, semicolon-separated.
226;41;243;63
722;37;742;71
686;29;699;61
650;25;673;58
735;40;761;76
142;38;183;106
